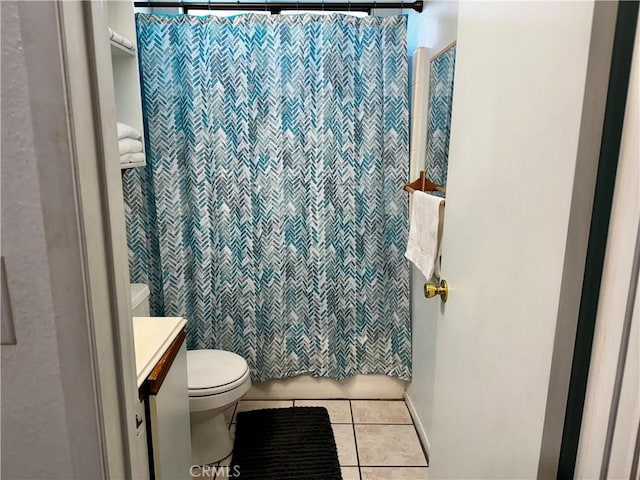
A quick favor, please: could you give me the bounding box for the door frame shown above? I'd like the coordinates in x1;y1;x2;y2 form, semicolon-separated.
558;2;639;478
55;1;141;477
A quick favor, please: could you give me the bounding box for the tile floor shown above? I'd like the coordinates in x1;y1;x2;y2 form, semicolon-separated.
212;399;429;480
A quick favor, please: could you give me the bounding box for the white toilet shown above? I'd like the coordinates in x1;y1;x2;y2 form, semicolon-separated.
131;283;151;316
129;284;251;466
187;349;251;465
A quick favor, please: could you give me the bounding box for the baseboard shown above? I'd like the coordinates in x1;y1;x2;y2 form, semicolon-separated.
405;391;431;461
244;375;407;400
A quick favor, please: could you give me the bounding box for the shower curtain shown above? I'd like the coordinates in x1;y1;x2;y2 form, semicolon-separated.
125;13;410;381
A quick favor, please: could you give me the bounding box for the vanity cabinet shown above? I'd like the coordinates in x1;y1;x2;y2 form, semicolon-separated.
133;398;151;480
145;330;192;480
133;317;192;480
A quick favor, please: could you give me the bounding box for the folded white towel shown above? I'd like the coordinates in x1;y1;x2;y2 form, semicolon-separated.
119;138;143;155
120;151;146;166
108;28;134;50
117;122;142;141
405;191;444;280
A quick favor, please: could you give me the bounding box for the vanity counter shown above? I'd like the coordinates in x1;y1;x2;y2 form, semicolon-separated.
132;316;187;388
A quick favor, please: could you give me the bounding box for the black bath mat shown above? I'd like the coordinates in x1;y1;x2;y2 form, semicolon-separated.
230;407;342;480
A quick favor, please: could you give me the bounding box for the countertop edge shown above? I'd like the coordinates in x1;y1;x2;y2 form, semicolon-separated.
135;317;187;388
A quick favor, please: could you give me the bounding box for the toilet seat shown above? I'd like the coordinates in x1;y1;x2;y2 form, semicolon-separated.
189;368;250;397
187;349;250;397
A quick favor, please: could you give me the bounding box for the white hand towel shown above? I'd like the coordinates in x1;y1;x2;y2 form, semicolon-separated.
120;151;146;166
118;138;143;155
405;191;443;280
117;122;142;141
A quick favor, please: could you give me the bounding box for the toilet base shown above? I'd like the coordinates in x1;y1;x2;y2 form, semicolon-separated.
190;410;233;466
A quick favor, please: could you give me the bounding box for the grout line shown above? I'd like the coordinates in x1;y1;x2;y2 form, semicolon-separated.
216;404;239;479
242;398;405;401
229;401;238;426
350;422;414;425
349;400;363;480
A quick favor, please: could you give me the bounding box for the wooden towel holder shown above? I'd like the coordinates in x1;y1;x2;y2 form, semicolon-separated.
404;171;446;206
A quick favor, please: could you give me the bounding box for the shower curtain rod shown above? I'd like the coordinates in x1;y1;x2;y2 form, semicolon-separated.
133;1;423;12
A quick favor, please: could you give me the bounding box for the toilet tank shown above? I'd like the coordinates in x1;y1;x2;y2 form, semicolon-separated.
130;283;150;317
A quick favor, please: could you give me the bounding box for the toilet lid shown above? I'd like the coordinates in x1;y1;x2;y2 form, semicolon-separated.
187;349;249;391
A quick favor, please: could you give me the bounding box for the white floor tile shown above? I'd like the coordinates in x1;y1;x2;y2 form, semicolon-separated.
341;466;361;479
355;425;427;467
360;467;429;480
213;457;234;479
351;400;412;424
332;424;358;466
295;399;352;423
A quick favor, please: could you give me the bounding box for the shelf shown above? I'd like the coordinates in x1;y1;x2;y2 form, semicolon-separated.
120;160;146;171
110;39;136;57
108;2;145;164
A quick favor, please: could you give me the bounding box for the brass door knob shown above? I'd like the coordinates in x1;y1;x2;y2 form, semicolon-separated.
424;280;448;302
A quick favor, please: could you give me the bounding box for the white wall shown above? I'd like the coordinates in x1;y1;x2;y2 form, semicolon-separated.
405;0;458;57
1;7;74;477
403;0;458;457
1;2;105;478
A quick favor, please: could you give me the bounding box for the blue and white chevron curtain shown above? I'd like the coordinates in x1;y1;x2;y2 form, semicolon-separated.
124;13;410;381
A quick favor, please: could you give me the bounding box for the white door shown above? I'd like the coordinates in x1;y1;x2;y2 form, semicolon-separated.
424;2;618;479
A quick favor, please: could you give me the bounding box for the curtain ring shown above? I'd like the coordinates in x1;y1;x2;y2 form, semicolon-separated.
321;0;325;11
400;0;405;11
207;0;211;10
236;0;240;10
348;0;351;12
264;0;268;13
296;0;299;11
